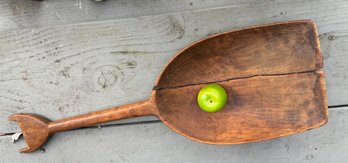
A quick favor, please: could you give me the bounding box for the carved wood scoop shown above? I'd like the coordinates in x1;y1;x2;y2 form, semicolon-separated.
9;20;328;153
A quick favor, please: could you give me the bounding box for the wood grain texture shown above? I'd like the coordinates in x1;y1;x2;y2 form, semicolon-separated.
0;108;346;163
1;0;348;134
0;0;257;31
156;71;327;144
0;0;347;161
155;20;322;88
8;101;154;152
6;20;327;152
0;15;188;133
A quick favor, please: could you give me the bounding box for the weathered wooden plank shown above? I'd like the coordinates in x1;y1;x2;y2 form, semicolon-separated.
0;15;187;133
0;0;256;31
320;31;348;106
0;108;347;163
1;0;348;133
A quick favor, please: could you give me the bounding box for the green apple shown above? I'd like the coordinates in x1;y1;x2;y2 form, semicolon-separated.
197;84;227;112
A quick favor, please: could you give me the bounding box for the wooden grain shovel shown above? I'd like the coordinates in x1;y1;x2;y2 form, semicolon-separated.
9;20;328;153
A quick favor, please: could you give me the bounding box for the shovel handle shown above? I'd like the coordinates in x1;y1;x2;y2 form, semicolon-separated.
48;101;155;133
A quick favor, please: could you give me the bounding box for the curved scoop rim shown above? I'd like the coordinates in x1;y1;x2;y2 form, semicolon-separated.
151;19;327;145
153;19;318;90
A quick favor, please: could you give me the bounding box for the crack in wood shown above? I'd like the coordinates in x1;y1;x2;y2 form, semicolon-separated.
154;69;322;90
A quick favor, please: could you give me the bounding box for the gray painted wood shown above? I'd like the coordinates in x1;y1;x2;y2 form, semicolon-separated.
1;0;348;162
2;0;348;133
0;0;257;31
0;108;347;163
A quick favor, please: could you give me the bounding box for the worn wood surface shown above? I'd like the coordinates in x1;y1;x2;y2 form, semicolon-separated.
0;0;259;30
1;0;348;162
8;100;154;153
6;20;329;152
157;71;327;144
0;107;347;163
154;20;328;145
155;20;322;88
2;0;348;133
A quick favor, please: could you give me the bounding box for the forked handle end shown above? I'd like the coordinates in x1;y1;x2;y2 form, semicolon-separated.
8;100;156;153
8;114;51;153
